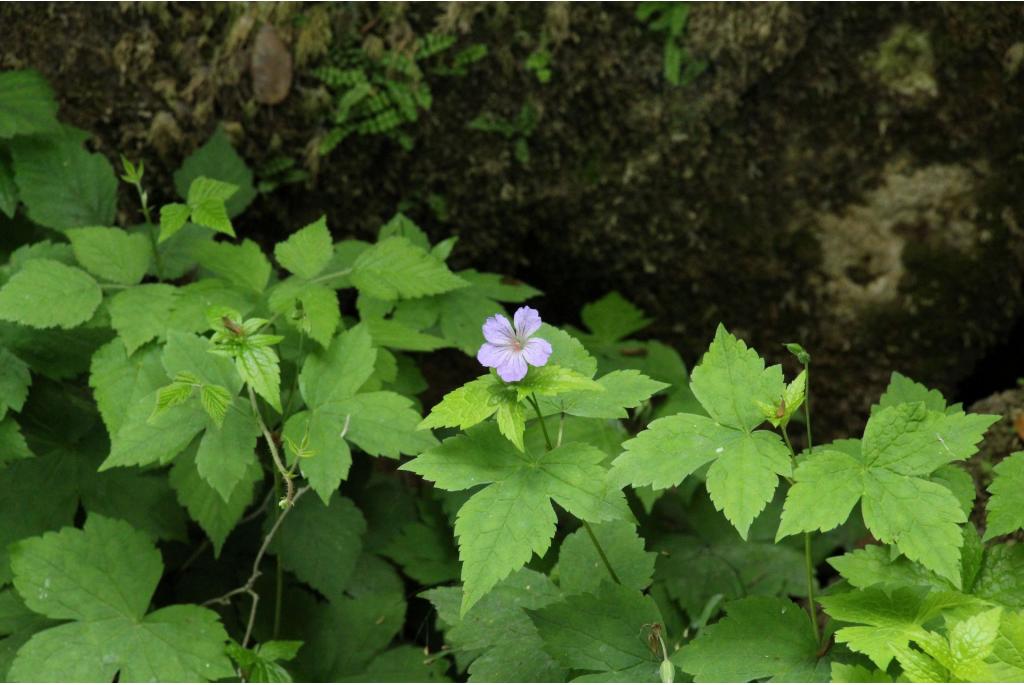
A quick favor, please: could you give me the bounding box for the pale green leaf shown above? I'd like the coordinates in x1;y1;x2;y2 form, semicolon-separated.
419;373;505;430
66;227;151;285
187;176;236;237
158;203;191;242
101;390;206;469
162;330;242;393
514;363;603;399
551;369;668;419
873;371;947;414
0;259;101;329
275;216;333;279
351;236;468;300
457;269;542;303
237;345;282;412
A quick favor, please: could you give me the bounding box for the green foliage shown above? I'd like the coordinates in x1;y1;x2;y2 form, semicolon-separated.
637;2;708;86
984;451;1024;540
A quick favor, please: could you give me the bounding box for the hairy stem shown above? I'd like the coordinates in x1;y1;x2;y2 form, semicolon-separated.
247;385;295;506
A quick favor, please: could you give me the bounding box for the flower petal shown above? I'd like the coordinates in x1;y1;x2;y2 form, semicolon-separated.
477;342;511;369
513;306;543;339
482;314;515;345
521;336;552;367
496;353;528;382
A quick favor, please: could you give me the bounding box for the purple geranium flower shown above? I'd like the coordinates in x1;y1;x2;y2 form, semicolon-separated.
477;306;553;382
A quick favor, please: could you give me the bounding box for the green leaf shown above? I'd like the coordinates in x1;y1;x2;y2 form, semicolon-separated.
779;402;997;584
529;582;663;681
674;596;827;682
818;587;972;669
89;339;167;435
0;70;59;138
158;203;191;242
0;259;101;329
351;236;468;300
363;317;449;351
169;448;262;556
163;330;242;392
0;416;31;465
9;517;234;682
9;131;117;231
200;384;232;428
102;388;206;470
282;408;352;503
549;369;667;419
612;413;790;539
275;216;333;279
419;373;505;430
0;346;30;419
186;176;237;236
580;291;652;342
514;363;603;399
299;323;376;407
108;283;179;354
436;288;509;354
830;663;893;682
689;324;784;431
66;227;151;285
329;391;438;458
0;149;18;218
873;371;948;414
378;212;430;249
173;125;256;218
193;239;272;293
271;493;366;603
422;569;566;682
556;520;655;595
458;269;542;302
985;451;1024;540
402;424;628;614
495;396;526;451
237;345;282;412
196;399;260;501
339;645;451;683
268;278;340;348
380;519;459;586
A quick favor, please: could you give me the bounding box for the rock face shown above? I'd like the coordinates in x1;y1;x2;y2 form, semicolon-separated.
3;3;1024;439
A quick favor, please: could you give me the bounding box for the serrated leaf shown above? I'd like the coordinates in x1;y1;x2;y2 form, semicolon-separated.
9;131;117;231
102;389;206;470
271;493;366;603
195;399;260;501
163;330;242;392
8;515;234;682
557;520;655;595
458;269;542;302
108;283;179;354
193;239;272;293
580;291;652;342
89;339;167;435
548;369;668;419
200;384;232;428
0;346;30;418
237;345;282;412
283;409;353;504
169;448;262;556
363;317;449;351
674;596;827;682
66;226;152;285
514;363;603;399
174;125;255;218
0;259;101;329
985;451;1024;540
159;203;191;242
268;279;340;348
419;374;506;430
351;236;468;300
186;177;237;237
275;216;333;279
402;424;628;614
299;323;376;407
612;413;790;539
0;70;59;138
873;371;947;414
329;391;438;458
529;582;663;681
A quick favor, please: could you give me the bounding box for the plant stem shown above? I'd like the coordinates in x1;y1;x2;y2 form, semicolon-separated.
247;385;295;505
781;423;820;644
528;393;553;450
526;395;620;585
583;520;622;585
804;365;813;454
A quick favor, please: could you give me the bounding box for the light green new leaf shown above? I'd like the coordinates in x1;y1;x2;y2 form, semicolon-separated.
419;373;506;430
66;227;151;285
299;323;377;408
556;520;655;595
551;369;668;419
402;424;628;614
193;239;272;294
271;494;366;603
674;596;827;682
529;582;663;682
689;324;785;431
163;330;242;392
0;259;101;329
173;125;255;218
0;70;59;138
237;345;282;412
275;216;333;279
158;203;191;241
169;449;262;556
187;176;237;236
985;452;1024;540
9;131;117;231
351;236;468;300
108;283;179;353
8;516;234;682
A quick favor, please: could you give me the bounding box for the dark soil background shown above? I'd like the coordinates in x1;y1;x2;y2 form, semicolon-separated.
4;2;1024;442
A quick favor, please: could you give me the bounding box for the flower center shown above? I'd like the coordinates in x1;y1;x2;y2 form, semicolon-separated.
511;338;524;352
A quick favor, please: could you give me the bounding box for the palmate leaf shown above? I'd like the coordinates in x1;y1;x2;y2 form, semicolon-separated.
401;423;629;614
778;402;998;585
610;325;790;539
8;516;234;682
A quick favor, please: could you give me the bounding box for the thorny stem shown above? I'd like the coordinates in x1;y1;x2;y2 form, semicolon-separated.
203;485;312;650
527;394;621;585
247;385;295;506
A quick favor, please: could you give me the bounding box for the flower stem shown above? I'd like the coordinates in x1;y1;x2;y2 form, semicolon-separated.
583;520;622;585
528;393;553;450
